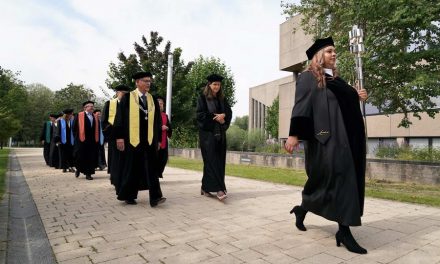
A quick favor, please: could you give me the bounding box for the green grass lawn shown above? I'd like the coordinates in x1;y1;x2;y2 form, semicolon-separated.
168;156;440;207
0;148;10;200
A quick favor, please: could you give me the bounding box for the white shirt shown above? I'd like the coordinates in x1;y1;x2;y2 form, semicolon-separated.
324;68;333;76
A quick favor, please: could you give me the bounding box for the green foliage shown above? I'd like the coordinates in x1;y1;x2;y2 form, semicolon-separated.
233;115;248;131
0;66;26;145
226;125;247;151
247;129;265;151
265;96;279;139
0;149;9;199
169;126;198;148
281;0;440;127
185;56;236;108
105;31;194;131
20;84;55;143
255;143;284;154
375;144;440;162
54;83;96;113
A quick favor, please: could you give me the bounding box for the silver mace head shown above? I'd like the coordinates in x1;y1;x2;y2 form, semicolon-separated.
349;25;365;54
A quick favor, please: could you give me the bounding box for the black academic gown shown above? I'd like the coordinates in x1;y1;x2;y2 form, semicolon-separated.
73;112;99;176
289;71;366;226
196;94;232;193
157;113;172;178
40;121;52;166
54;118;74;170
49;122;61;168
102;99;120;179
113;92;163;203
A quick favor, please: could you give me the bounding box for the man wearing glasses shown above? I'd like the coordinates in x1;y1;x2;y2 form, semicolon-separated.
113;71;166;207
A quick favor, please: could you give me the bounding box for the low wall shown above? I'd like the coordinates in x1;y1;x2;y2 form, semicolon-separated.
169;148;440;185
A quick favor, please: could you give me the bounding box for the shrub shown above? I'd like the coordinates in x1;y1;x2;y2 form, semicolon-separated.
226;125;247;151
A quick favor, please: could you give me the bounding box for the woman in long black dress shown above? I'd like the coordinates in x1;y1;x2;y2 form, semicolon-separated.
285;37;369;254
196;74;232;201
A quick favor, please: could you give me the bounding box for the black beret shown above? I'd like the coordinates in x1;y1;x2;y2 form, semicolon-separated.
114;84;130;91
49;113;58;118
63;108;74;114
306;37;334;60
156;95;165;101
93;109;101;113
206;74;224;83
132;71;152;80
82;100;95;107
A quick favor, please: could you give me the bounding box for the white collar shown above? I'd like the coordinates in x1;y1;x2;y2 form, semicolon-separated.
324;68;333;76
136;88;147;97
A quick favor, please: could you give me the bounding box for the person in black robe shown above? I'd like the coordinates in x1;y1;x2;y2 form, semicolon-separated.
113;71;166;207
40;113;56;166
54;109;75;173
196;74;232;201
156;96;172;178
49;113;63;168
101;84;129;184
73;100;100;180
93;109;107;171
285;37;369;254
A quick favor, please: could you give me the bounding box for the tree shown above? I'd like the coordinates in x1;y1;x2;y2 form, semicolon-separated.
53;83;96;113
233;115;249;131
0;66;26;145
21;83;55;143
281;0;440;127
106;31;194;130
266;96;279;139
0;106;21;148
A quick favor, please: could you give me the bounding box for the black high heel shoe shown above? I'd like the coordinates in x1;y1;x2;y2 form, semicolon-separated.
289;205;307;231
335;230;367;254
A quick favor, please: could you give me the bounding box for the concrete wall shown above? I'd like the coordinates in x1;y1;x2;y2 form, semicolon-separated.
367;112;440;138
279;14;313;72
170;148;440;185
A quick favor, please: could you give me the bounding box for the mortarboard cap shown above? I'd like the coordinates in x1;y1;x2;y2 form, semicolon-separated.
306;37;334;60
82;100;95;107
63;108;74;114
114;84;130;92
132;71;152;80
206;74;224;83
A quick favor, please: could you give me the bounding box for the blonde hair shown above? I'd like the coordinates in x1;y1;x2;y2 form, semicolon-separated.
306;48;338;88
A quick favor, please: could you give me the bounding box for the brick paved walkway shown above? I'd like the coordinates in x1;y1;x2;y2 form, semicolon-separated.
7;148;440;263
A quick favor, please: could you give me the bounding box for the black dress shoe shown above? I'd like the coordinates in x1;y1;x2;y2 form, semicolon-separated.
290;205;307;231
75;171;80;178
150;197;166;207
86;175;93;180
125;199;137;205
62;168;67;173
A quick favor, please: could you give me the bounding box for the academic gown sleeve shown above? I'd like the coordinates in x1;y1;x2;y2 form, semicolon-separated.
223;100;232;130
289;71;315;140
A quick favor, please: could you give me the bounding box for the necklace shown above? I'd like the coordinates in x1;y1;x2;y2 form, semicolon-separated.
136;98;153;120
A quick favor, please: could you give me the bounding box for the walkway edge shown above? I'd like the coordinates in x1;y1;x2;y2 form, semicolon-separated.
6;151;57;264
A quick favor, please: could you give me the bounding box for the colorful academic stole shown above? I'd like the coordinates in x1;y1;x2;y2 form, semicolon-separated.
78;111;99;143
93;112;105;146
60;119;74;144
45;121;51;142
108;98;118;125
129;90;155;147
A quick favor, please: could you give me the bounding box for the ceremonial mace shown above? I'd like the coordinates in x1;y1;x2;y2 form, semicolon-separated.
349;25;368;138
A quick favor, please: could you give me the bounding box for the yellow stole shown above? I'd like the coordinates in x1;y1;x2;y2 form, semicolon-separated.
108;98;117;125
129;90;155;147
